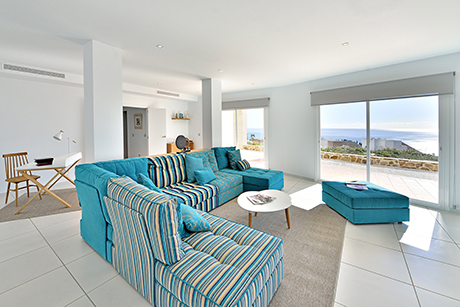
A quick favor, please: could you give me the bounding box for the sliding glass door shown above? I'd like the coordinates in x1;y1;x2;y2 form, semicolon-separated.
320;96;439;205
369;97;439;204
222;108;266;168
320;102;367;182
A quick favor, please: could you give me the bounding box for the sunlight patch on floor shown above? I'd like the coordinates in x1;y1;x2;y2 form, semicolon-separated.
399;206;438;251
289;184;325;211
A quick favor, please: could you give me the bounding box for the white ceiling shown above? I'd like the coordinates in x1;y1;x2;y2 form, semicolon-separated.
1;0;460;95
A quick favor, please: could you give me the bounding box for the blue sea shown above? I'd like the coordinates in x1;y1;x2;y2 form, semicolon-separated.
321;128;438;155
247;128;264;141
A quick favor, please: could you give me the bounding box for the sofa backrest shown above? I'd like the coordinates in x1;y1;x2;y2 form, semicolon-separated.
212;146;236;170
94;157;150;181
148;153;187;188
187;150;219;172
105;176;184;265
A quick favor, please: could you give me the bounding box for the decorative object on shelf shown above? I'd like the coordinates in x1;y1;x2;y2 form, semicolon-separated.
185;111;189;119
53;130;76;153
134;114;143;129
179;112;184;119
167;141;194;153
175;135;191;153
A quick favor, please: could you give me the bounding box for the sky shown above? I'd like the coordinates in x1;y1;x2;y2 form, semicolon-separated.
321;96;438;132
246;109;264;129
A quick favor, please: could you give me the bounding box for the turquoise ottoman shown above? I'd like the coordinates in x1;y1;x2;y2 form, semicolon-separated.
322;181;410;224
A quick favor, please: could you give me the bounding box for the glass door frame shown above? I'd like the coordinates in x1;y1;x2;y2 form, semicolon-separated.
317;95;454;212
221;107;269;169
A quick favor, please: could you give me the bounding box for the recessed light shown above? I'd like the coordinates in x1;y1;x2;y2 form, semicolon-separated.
342;42;349;46
157;83;161;85
251;83;255;85
218;69;223;72
156;44;163;49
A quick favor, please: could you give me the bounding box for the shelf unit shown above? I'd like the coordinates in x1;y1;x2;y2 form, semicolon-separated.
171;118;190;120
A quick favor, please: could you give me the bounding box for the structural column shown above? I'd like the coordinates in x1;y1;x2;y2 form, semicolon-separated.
202;78;222;148
84;40;123;162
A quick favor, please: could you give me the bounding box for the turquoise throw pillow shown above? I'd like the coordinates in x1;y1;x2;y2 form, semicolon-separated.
227;149;241;170
194;167;216;185
175;199;188;239
236;159;251;171
212;146;236;169
137;173;163;194
181;204;211;232
185;155;204;183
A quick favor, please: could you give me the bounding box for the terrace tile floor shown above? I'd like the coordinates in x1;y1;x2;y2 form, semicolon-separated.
321;159;439;204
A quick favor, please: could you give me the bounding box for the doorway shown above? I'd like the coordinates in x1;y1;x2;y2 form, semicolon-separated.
222;108;266;168
123;107;149;158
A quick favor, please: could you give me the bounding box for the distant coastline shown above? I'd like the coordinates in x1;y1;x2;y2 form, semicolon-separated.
321;128;438;155
247;128;263;140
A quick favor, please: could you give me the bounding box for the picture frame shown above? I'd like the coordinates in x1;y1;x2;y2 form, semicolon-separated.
134;114;143;129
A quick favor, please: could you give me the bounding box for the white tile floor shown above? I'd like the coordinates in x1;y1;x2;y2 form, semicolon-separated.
0;176;459;306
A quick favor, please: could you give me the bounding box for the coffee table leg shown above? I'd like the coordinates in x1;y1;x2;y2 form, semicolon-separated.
248;212;252;227
285;208;291;229
255;212;257;217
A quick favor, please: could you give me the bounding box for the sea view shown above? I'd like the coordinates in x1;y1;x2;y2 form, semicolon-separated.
247;128;264;141
321;128;438;155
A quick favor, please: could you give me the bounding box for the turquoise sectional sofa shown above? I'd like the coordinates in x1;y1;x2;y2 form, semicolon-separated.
75;148;284;307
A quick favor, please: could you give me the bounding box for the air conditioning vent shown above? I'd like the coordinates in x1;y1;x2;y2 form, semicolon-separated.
3;64;65;79
157;90;180;97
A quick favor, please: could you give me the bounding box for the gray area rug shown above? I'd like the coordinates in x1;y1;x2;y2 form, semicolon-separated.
0;188;80;223
211;199;346;307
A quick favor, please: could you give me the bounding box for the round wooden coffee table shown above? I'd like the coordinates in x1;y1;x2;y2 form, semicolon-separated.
237;190;291;229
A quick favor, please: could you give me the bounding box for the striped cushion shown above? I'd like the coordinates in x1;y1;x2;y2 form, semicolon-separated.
154;210;284;306
161;182;218;209
106;176;184;265
236;159;251;171
104;197;156;303
148;154;186;188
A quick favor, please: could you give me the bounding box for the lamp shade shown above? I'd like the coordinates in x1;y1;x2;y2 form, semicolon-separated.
53;130;64;141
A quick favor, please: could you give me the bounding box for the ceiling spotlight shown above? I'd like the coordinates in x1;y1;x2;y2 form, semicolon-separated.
156;44;163;49
342;42;349;46
251;83;255;85
157;83;161;85
218;69;223;72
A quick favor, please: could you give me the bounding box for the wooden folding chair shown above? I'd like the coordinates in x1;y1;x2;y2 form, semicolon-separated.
3;152;42;207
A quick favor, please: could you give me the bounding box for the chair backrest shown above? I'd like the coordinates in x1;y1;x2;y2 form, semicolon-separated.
3;152;30;180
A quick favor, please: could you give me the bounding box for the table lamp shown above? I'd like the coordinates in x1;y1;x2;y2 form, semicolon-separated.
53;130;76;153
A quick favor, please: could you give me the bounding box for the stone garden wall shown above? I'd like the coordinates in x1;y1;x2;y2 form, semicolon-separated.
321;151;438;172
243;144;264;151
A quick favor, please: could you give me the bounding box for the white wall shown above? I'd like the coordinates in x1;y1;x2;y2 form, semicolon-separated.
223;83;317;178
0;75;84;194
223;52;460;204
188;96;203;149
84;40;123;162
123;107;148;158
0;75;195;195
